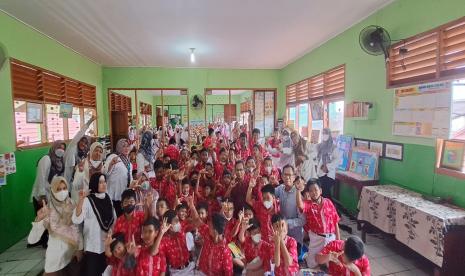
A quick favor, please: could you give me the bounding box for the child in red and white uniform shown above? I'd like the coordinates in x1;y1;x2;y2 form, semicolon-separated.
296;179;340;268
104;232;137;276
260;157;281;186
159;210;195;275
136;217;169;276
271;214;299;276
238;218;273;275
246;181;280;243
187;197;233;276
317;236;370;276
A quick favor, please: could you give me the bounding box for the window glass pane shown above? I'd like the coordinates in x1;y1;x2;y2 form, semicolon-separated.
68;107;81;139
312;120;324;141
84;108;97;136
451;80;465;140
328;100;345;137
46;104;64;142
14;101;43;146
288;107;296;129
298;104;309;138
264;92;275;137
254;92;265;137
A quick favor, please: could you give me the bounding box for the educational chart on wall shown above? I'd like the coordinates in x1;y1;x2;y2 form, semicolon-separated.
393;82;452;138
336;135;353;171
348;149;379;180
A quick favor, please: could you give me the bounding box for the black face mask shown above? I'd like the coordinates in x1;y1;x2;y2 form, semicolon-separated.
123;204;136;214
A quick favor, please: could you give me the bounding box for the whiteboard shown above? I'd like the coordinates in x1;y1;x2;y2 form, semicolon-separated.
392;82;452;139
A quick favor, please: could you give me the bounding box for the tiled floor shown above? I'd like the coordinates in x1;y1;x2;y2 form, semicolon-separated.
0;215;434;276
0;238;44;276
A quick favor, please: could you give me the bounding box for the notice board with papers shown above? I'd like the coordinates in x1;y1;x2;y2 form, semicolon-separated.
392;81;452;139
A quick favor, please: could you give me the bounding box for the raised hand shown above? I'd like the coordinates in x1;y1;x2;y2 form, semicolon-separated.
35;200;49;222
126;235;138;255
295;179;305;192
160;217;171;234
249;177;257;188
186;195;195;208
79;186;90;201
272;226;281;245
328;251;342;265
104;230;114;247
145;192;154;208
238;208;245;222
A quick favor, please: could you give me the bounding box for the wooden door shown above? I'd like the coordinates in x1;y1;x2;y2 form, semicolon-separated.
111;111;129;150
224;104;237;123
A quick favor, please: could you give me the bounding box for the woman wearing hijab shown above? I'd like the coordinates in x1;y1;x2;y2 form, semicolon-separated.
316;128;340;200
104;138;133;217
291;130;318;182
72;173;116;276
71;142;105;202
136;130;155;175
28;176;81;275
63;116;97;187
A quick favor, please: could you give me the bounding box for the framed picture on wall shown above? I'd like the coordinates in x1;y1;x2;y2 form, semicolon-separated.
384;142;404;161
355;138;369;150
26;102;43;123
369;141;384;157
440;140;465;171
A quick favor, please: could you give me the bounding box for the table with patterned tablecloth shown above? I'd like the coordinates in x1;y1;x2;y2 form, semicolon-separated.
357;185;465;267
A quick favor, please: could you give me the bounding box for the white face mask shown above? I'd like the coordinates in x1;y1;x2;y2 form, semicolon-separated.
263;200;273;209
322;134;330;142
251;233;261;244
90;160;102;168
265;167;272;174
55;148;65;158
95;193;106;199
53;190;68;202
172;222;181;233
193;160;198;166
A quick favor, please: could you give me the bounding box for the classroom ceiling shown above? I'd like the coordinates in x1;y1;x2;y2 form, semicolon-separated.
0;0;393;69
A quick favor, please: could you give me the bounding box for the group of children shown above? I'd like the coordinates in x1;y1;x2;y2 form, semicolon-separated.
30;123;370;276
98;126;370;276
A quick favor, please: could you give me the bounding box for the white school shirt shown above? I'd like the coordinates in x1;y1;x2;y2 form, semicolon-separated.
72;197;116;254
30;155;52;201
64;120;94;189
103;154;133;201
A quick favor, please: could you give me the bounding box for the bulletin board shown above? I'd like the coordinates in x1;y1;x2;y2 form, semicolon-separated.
392;81;451;139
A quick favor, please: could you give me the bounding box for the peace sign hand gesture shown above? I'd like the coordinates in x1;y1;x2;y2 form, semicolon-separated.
35;200;49;222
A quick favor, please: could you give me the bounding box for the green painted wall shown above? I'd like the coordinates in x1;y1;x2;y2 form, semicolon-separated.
0;11;102;252
102;67;280;132
281;0;465;211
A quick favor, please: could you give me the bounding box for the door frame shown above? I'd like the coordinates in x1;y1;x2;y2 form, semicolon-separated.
204;88;277;134
108;88;189;148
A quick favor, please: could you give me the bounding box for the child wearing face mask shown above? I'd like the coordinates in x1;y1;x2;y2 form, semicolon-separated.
104;232;138;276
238;218;273;276
296;179;340;269
113;189;153;245
246;181;280;243
260;157;281;186
159;210;196;275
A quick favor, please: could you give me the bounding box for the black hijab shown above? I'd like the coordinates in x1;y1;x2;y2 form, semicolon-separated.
88;173;114;232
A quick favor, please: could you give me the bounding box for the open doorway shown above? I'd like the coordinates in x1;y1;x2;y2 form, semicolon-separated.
107;88;189;149
204;88;277;139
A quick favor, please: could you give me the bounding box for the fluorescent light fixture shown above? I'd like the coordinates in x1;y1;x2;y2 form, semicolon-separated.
190;48;195;63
